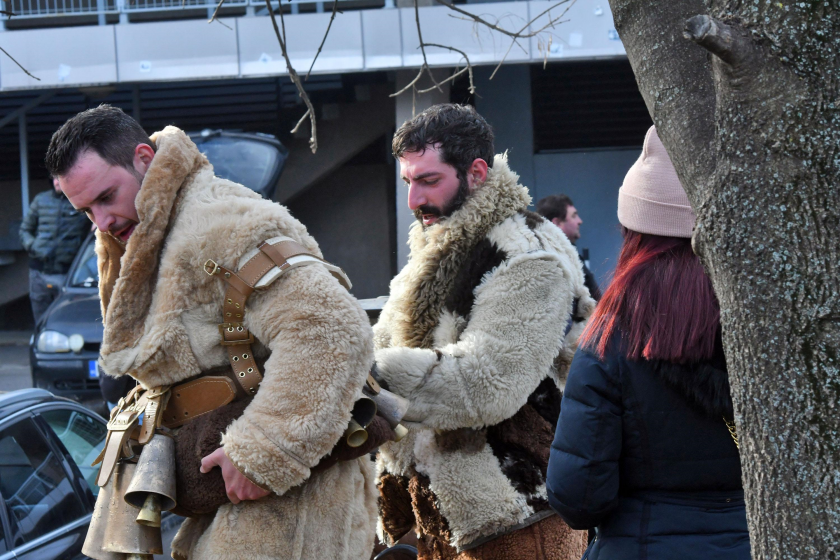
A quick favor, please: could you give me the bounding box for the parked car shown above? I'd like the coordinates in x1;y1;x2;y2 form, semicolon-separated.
29;131;288;402
0;389;183;559
0;388;107;559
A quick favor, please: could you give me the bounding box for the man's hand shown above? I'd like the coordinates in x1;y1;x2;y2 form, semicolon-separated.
200;448;271;504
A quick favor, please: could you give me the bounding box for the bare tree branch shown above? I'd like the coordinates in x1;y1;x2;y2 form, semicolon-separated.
208;0;225;24
270;0;573;147
389;0;475;107
265;0;318;152
417;44;474;94
290;108;311;134
0;47;40;81
414;0;445;93
391;0;574;107
306;0;341;80
435;0;573;40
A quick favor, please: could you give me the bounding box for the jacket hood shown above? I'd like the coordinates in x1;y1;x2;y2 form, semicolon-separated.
96;126;211;358
392;153;531;349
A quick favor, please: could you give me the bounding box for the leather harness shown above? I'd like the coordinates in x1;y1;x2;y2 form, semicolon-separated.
95;237;352;487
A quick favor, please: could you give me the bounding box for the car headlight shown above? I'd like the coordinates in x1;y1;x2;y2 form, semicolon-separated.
36;331;71;353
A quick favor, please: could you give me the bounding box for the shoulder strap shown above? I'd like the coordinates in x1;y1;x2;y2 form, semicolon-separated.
204;237;351;395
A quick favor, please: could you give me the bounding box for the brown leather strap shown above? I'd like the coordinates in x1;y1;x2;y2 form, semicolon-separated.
206;239;338;397
206;247;291;396
162;376;238;428
258;239;312;269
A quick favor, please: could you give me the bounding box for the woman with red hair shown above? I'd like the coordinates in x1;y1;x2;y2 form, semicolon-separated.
546;127;750;560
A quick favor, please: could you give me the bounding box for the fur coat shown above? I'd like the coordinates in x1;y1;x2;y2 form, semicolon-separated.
95;126;377;560
373;154;596;555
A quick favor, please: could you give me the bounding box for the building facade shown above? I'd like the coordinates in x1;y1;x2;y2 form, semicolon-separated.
0;0;651;306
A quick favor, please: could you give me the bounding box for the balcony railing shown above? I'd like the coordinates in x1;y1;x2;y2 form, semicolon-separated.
5;0;118;19
2;0;390;20
120;0;248;14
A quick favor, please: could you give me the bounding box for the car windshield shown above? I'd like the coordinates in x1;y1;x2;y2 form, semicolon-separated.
194;136;280;193
68;240;98;288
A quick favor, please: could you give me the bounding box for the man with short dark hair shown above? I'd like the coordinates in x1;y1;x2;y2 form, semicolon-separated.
46;105;377;560
373;103;594;559
536;194;602;301
19;176;90;322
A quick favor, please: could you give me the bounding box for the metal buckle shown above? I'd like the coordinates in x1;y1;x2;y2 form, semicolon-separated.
204;259;220;276
218;323;255;346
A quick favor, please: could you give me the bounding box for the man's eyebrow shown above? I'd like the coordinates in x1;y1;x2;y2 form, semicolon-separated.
410;172;441;181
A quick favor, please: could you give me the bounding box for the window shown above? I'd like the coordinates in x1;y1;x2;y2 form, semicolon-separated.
531;60;653;152
0;418;86;548
41;409;108;497
68;240;98;288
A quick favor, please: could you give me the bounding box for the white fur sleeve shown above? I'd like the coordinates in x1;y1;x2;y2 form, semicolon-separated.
221;264;374;495
374;252;574;431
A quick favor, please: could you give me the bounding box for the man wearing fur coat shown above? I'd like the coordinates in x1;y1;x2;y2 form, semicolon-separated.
45;105;377;559
374;104;595;560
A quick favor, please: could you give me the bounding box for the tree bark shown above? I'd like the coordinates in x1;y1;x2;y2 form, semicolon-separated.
608;1;840;558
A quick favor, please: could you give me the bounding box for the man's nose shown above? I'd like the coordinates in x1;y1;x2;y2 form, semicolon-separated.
93;210;114;233
407;183;425;210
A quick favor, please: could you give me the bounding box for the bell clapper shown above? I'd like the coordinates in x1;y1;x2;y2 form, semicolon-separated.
135;494;162;528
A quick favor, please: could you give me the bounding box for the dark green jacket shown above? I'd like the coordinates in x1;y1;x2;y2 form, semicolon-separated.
19;190;90;274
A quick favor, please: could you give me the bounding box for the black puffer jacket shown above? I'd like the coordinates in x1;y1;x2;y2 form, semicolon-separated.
547;331;750;560
19;190;90;274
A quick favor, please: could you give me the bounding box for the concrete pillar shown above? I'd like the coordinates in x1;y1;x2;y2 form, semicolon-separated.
473;64;536;195
97;0;106;25
393;68;450;270
19;113;29;217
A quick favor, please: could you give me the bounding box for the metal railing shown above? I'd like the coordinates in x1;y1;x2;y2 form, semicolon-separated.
120;0;247;13
4;0;118;18
2;0;382;19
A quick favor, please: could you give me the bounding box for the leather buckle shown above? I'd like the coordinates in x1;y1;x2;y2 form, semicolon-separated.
218;323;255;346
204;259;220;276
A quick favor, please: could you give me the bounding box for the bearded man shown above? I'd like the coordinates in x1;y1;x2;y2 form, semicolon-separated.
373;104;595;560
45;105;377;560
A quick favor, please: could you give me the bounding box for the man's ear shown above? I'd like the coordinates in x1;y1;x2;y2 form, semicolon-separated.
551;217;563;228
133;144;155;177
467;158;489;191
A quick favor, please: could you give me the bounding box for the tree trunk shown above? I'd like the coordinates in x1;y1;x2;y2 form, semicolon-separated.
607;1;840;558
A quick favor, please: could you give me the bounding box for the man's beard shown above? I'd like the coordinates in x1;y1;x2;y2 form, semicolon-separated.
413;173;471;226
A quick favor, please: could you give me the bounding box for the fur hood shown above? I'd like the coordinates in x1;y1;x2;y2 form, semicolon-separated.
374;154;594;553
96;126;209;351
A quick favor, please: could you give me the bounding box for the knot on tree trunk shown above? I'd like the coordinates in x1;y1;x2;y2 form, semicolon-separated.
684;15;766;93
683;15;742;66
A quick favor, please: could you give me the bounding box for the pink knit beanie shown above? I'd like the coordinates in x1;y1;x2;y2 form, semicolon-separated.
618;126;695;238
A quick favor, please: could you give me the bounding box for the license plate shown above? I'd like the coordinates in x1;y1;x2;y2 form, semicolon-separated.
88;360;99;379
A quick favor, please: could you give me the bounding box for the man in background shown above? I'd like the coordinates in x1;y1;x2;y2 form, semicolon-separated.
536;194;602;301
19;177;90;322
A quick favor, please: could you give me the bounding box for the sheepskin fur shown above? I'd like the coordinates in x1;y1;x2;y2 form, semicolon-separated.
94;126;377;560
374;155;595;553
